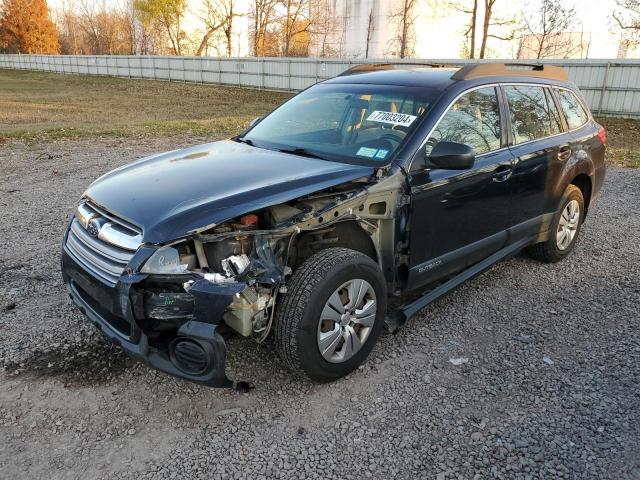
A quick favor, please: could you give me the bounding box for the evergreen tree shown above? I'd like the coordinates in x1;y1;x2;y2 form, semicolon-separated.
0;0;59;54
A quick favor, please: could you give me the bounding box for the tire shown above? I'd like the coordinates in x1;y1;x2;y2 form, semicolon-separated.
528;184;585;263
274;247;387;382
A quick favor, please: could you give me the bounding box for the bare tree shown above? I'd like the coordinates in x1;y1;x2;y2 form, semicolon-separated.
194;0;241;56
520;0;581;59
56;0;135;54
76;0;100;52
451;0;515;59
76;0;122;54
478;0;494;58
467;0;478;58
308;0;340;57
365;7;374;58
119;0;138;54
134;0;187;55
57;0;83;53
613;0;640;31
388;0;418;58
450;0;479;58
250;0;279;56
282;0;310;56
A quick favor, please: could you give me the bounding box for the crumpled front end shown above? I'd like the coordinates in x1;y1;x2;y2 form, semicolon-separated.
61;169;402;389
60;205;275;391
61;243;252;391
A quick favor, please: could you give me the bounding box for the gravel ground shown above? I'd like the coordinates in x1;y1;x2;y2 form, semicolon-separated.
0;137;638;480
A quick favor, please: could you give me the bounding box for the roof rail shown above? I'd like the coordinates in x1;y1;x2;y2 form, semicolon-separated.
339;62;460;76
338;63;394;76
451;62;568;81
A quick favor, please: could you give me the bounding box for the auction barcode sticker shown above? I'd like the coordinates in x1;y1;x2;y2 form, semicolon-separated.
366;110;417;127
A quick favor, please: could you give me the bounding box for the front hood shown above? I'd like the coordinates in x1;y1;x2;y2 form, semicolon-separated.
85;140;373;244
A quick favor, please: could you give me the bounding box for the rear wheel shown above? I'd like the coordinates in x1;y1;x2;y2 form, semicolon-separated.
274;248;386;382
528;184;584;263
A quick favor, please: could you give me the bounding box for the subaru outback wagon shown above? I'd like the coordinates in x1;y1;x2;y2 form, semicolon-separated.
62;63;606;389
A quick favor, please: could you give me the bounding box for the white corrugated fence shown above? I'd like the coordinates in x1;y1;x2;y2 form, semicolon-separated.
1;54;639;117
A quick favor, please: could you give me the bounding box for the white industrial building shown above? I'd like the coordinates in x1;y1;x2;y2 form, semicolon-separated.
308;0;520;59
307;0;635;60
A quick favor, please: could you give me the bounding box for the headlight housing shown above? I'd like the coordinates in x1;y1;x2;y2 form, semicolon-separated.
141;246;191;274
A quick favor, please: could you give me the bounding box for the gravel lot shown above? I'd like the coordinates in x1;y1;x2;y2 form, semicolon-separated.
1;137;638;480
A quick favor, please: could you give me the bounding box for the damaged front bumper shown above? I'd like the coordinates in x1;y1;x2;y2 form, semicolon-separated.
61;236;252;391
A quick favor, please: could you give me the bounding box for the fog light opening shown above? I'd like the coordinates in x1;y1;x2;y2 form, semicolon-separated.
169;337;211;375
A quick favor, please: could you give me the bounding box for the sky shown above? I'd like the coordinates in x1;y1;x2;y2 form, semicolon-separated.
521;0;621;57
522;0;618;40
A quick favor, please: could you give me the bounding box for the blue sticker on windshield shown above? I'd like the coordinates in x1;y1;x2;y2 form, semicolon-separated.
356;147;378;158
375;149;389;159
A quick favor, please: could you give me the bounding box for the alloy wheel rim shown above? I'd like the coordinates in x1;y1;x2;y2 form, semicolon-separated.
317;279;377;363
556;199;580;250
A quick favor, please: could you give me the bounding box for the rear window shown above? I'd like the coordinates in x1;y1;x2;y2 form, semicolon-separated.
504;85;563;144
555;88;589;130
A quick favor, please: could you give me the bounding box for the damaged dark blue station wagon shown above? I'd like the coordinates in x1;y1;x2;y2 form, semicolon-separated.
61;63;606;389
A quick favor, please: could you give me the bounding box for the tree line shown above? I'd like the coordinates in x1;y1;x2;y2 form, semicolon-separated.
0;0;311;56
0;0;315;56
1;0;639;58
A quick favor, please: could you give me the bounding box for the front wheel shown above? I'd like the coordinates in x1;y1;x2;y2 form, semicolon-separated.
274;248;387;382
528;184;585;263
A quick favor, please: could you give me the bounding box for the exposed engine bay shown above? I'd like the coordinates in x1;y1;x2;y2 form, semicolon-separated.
137;172;404;346
61;157;409;391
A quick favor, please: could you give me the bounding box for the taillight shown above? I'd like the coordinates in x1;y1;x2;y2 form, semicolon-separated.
597;126;607;145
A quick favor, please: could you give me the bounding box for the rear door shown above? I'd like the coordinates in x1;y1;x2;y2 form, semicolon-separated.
503;84;569;241
406;86;514;289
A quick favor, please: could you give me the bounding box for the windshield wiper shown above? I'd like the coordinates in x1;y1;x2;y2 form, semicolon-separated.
234;136;254;146
276;147;328;160
236;139;328;160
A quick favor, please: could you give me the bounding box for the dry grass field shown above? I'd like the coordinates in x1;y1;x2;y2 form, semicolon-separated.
0;70;291;141
599;117;640;168
0;69;638;168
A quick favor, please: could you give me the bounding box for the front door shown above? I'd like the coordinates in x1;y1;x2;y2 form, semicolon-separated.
407;86;513;289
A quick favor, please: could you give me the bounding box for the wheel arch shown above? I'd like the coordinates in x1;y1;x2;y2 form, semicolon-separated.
290;220;378;269
570;173;592;217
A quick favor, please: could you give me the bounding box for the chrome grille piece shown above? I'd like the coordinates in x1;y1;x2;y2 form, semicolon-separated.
65;202;141;286
74;202;142;250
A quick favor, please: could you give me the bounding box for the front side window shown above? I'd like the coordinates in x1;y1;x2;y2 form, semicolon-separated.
555;89;589;130
244;83;437;166
425;87;501;156
504;85;563;144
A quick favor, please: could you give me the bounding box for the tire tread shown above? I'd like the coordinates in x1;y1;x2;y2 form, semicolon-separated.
274;247;378;376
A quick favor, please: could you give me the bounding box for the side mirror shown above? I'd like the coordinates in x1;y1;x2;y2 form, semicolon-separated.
249;116;262;128
428;141;475;170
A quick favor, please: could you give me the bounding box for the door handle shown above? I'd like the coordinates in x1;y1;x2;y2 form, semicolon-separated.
557;146;572;161
492;164;513;182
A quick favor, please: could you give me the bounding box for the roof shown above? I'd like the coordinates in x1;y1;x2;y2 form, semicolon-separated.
324;62;569;88
324;65;459;89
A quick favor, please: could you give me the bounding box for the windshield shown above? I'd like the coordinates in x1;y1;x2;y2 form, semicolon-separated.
242;83;437;166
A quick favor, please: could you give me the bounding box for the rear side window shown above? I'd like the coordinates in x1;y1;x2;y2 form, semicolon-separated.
426;87;501;156
504;85;563;144
555;89;589;130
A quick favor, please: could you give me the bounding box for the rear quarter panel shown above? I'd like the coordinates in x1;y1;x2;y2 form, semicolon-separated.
568;119;606;208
